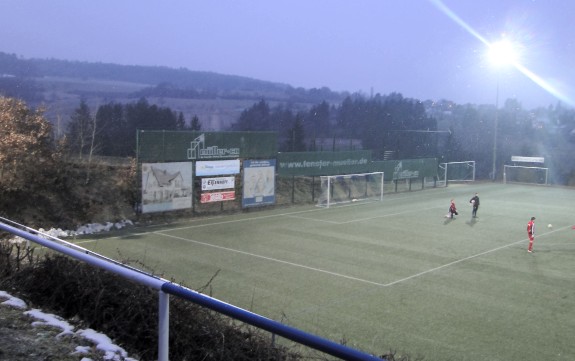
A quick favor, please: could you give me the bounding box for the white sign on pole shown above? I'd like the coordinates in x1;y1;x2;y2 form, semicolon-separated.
511;156;544;163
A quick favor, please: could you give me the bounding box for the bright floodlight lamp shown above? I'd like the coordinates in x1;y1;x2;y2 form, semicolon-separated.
488;39;519;67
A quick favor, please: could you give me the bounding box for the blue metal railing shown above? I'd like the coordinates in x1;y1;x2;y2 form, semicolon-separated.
0;220;381;361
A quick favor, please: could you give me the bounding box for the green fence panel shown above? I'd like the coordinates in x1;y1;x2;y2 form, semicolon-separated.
137;130;277;162
370;158;438;181
277;151;372;176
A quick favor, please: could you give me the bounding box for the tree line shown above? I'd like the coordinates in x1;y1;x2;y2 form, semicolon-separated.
3;91;575;184
66;98;202;158
231;93;438;160
63;93;575;183
62;93;438;161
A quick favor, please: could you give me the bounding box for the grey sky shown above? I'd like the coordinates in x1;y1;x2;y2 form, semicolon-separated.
1;0;573;109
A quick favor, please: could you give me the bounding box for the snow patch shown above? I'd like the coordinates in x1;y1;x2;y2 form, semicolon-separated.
1;290;138;360
0;291;27;309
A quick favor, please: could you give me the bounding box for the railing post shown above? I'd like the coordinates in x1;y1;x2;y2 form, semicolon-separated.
158;290;170;361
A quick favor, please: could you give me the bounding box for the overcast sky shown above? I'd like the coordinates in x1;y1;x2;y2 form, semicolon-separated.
1;0;574;109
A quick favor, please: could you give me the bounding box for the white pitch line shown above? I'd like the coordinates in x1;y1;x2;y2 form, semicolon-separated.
76;207;327;243
383;239;526;287
383;225;573;287
284;214;340;224
339;205;444;224
285;206;442;225
154;224;573;288
77;188;452;241
152;207;325;232
155;231;389;287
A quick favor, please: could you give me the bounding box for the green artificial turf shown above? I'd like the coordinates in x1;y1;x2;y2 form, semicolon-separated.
80;183;575;360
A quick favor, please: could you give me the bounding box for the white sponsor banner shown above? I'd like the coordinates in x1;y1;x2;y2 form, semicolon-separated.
196;159;240;176
511;156;544;163
201;176;235;191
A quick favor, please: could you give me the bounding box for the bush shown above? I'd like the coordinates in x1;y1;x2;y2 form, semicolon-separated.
0;250;303;361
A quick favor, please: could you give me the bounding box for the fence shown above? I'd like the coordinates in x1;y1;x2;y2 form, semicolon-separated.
0;219;381;361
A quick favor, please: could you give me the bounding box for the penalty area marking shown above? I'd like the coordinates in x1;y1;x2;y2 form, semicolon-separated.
155;231;388;287
285;204;444;225
76;207;328;244
151;225;572;288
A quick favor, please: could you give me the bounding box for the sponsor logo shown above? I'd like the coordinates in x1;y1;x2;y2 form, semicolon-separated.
201;177;235;191
393;161;419;179
187;134;240;160
200;191;236;203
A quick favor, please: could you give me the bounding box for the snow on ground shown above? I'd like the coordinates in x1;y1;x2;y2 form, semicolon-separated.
0;291;138;361
6;220;134;245
41;220;134;238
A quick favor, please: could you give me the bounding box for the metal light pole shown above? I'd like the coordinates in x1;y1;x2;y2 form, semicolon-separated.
492;77;499;181
488;38;517;181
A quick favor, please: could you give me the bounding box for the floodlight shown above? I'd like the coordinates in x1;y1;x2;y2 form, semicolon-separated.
488;39;519;67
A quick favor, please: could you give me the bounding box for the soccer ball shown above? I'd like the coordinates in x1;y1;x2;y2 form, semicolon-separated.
548;224;553;228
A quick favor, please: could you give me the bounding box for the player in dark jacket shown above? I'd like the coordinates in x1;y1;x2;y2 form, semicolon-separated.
469;193;480;218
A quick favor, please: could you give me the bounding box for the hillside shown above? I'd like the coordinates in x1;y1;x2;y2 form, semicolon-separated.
0;52;347;130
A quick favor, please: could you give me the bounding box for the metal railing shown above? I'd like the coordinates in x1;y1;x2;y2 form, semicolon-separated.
0;219;381;361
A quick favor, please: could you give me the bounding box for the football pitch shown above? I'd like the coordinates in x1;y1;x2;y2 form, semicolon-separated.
78;183;575;360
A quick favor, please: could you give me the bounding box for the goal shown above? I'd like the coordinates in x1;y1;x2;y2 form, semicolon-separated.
438;161;475;185
504;165;548;185
317;172;384;208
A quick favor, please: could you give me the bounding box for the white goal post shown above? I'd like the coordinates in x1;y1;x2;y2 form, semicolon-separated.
317;172;384;208
503;165;548;185
438;161;476;185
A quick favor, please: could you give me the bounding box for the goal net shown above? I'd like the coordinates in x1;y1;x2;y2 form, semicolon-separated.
504;165;548;185
438;161;475;185
317;172;384;208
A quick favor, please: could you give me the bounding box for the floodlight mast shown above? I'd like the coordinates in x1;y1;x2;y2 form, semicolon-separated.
487;39;517;181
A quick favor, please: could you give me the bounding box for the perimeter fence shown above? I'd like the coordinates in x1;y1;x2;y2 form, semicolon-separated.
134;130;446;217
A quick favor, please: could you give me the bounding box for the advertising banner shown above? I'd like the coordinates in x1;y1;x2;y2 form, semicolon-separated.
141;162;192;213
243;159;276;208
370;158;438;181
137;131;277;162
196;159;240;176
201;177;235;191
277;151;371;176
200;191;236;203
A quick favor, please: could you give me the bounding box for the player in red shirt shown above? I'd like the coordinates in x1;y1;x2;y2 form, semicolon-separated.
449;199;458;219
527;217;536;253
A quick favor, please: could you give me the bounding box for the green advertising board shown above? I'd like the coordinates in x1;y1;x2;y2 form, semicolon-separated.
277;151;372;176
137;130;277;163
370;158;438;181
